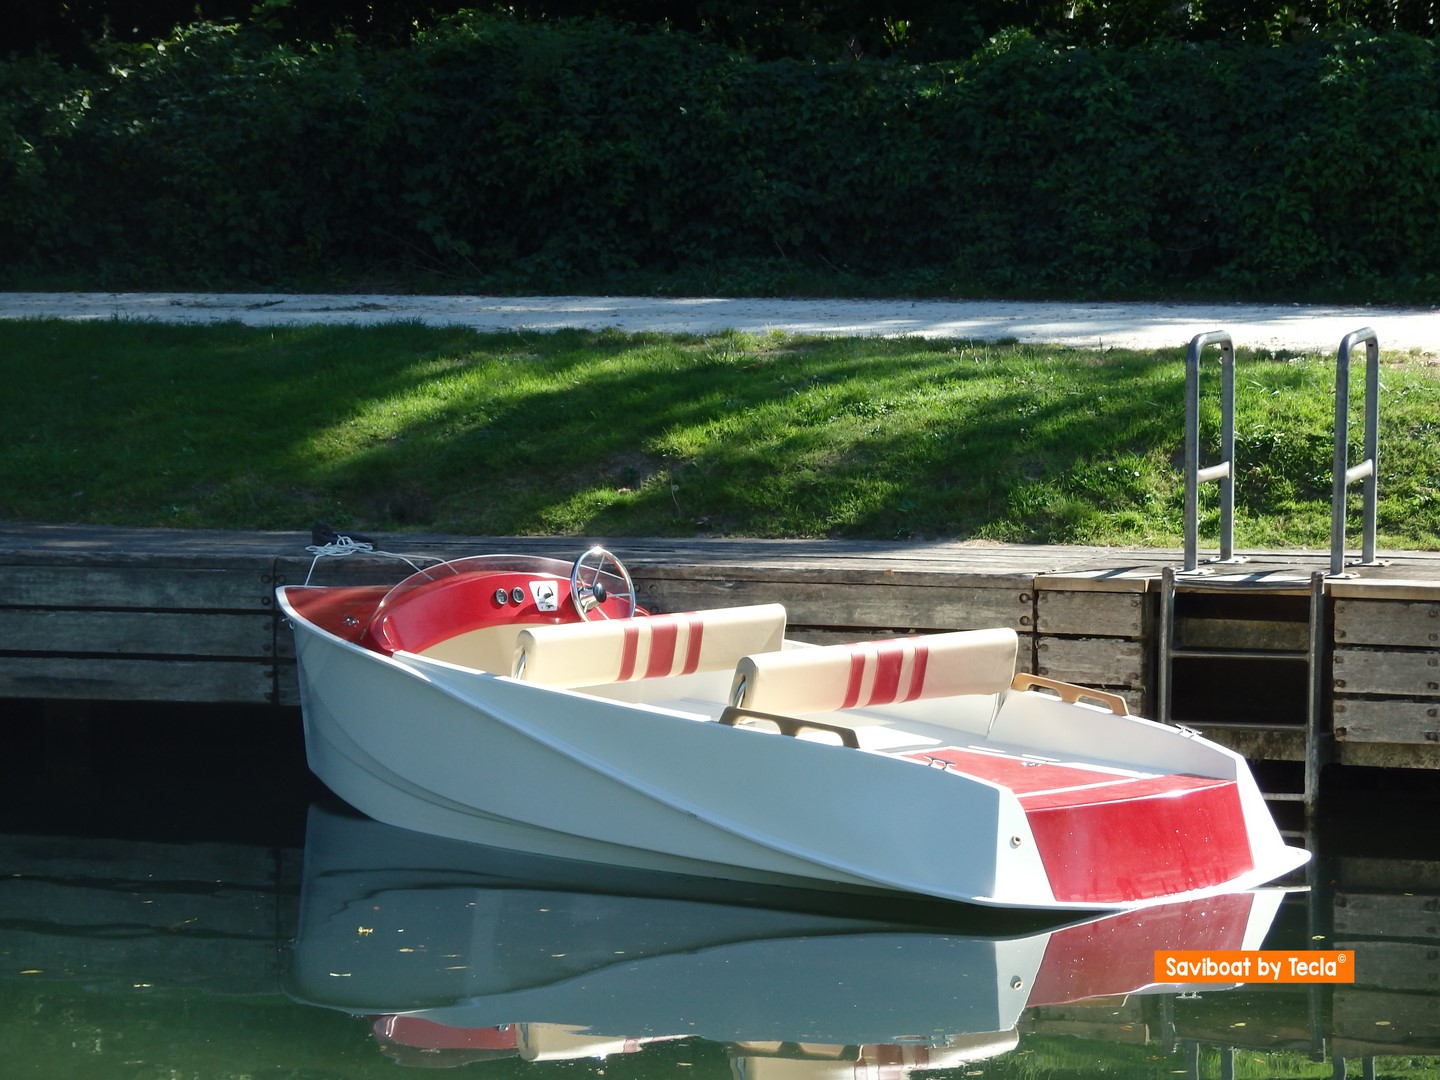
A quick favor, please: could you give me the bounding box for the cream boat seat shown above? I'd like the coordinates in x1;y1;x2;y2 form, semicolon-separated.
729;627;1018;716
512;604;788;689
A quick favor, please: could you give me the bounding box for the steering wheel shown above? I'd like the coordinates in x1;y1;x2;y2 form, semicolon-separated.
570;546;638;621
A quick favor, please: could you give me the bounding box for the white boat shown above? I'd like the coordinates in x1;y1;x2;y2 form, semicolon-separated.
277;545;1310;911
287;804;1289;1074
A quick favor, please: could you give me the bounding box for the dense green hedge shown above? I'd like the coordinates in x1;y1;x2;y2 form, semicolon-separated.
3;16;1439;300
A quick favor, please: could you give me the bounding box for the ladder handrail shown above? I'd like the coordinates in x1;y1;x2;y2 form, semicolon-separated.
1329;327;1380;576
1183;330;1236;571
1304;570;1329;816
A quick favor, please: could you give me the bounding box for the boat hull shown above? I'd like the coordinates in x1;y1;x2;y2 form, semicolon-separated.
279;580;1309;912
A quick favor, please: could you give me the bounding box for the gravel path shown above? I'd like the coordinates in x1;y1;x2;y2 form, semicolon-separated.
3;291;1437;354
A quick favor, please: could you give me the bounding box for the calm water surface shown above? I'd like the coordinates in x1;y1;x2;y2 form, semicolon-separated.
3;702;1439;1080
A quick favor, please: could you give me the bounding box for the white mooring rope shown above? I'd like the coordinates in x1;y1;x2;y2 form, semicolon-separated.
302;532;439;585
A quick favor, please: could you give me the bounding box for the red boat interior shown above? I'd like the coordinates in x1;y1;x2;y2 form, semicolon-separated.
283;568;638;652
363;571;596;654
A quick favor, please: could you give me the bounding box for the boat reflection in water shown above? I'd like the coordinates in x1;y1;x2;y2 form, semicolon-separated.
287;804;1287;1075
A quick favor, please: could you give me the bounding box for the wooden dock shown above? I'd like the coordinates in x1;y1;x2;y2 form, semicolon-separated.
4;523;1440;786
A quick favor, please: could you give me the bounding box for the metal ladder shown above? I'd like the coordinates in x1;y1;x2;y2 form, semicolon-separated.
1329;327;1381;577
1181;327;1382;576
1182;330;1239;572
1161;328;1384;810
1158;567;1330;811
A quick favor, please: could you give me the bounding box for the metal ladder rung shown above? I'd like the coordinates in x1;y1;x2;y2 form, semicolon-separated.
1168;648;1308;661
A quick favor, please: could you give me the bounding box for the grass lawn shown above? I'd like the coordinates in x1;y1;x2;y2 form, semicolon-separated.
3;318;1438;549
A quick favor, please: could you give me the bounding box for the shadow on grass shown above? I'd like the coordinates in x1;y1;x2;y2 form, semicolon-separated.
6;320;1435;548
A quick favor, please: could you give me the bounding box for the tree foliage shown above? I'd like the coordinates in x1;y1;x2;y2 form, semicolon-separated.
3;16;1438;301
8;0;1440;64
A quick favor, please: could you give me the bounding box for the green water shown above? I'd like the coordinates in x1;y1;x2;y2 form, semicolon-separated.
3;701;1438;1080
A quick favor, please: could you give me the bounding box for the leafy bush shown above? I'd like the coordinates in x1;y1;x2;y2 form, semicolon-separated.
3;16;1439;300
0;55;87;273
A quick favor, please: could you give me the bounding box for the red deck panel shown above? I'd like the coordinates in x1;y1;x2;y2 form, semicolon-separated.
1018;771;1227;810
899;746;1136;796
1025;779;1253;904
900;745;1255;904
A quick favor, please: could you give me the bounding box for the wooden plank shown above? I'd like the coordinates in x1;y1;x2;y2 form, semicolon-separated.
278;549;1035;598
1330;578;1440;602
1332;892;1440;939
1336;599;1440;647
1334;857;1440;893
275;662;301;708
9;524;1440;588
280;535;1115;582
492;538;1141;580
1333;698;1440;745
1333;939;1440;992
1333;647;1440;697
0;609;272;659
0;656;274;704
1337;741;1440;770
272;552;446;590
1174;615;1309;652
634;575;1032;632
1333;989;1440;1051
630;557;1038;588
1033;566;1160;592
0;524;316;560
1188;723;1306;761
0;564;275;611
1035;636;1146;688
1035;588;1145;637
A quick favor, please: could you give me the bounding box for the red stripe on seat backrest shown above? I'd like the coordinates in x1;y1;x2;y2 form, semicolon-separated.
644;617;681;678
681;615;704;675
515;604;786;689
901;640;929;702
609;613;707;680
618;623;641;681
842;639;932;708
